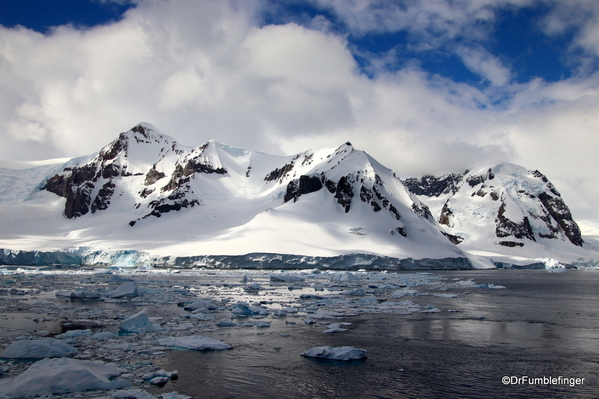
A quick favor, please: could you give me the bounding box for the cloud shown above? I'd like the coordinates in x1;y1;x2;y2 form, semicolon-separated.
456;45;512;86
0;0;598;219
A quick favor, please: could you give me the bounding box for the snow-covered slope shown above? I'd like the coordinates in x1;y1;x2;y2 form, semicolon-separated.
0;123;468;266
404;163;599;266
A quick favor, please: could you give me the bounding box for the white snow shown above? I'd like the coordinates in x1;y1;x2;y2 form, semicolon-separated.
0;124;468;264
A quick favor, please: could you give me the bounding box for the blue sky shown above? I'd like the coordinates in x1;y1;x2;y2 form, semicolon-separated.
1;0;599;219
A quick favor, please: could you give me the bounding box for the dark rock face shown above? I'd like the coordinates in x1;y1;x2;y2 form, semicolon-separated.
265;161;295;183
334;175;354;213
65;182;95;218
91;181;116;213
495;202;535;241
402;172;465;197
538;192;583;246
144;167;165;186
438;202;453;227
284;175;323;203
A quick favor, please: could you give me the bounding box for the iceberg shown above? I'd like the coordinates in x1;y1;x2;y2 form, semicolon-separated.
301;346;367;361
106;281;139;298
119;309;162;333
1;338;77;359
0;357;130;398
158;335;232;351
330;272;360;282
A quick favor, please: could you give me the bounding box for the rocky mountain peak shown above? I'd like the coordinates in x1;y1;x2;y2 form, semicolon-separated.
406;162;584;249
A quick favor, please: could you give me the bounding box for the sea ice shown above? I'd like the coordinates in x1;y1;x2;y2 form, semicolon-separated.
343;288;365;296
158;335;232;351
1;338;77;359
301;346;367;361
93;331;117;340
0;357;130;398
270;274;305;283
310;309;345;319
183;300;217;311
119;309;162;333
113;388;158;399
330;272;360;282
55;290;101;299
107;281;139;298
56;329;93;338
323;323;348;333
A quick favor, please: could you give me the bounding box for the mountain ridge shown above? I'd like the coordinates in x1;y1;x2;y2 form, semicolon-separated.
0;123;597;269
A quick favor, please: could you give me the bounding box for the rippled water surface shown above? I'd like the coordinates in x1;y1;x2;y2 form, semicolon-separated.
149;270;599;399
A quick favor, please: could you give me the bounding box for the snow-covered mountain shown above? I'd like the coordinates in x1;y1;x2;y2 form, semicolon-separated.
1;123;597;269
403;164;598;267
0;123;472;268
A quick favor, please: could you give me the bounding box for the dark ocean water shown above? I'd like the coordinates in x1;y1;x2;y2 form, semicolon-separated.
150;270;599;399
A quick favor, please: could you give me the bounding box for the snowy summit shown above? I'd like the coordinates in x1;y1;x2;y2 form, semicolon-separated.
0;123;597;269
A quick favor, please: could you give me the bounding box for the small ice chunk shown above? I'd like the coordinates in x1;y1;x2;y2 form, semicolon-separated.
244;283;264;291
216;321;237;327
119;309;162;333
270;274;305;283
107;281;139;298
358;296;378;305
323;323;348;333
113;388;157;399
183;300;217;311
254;321;270;328
391;289;419;298
231;302;252;316
301;346;367;361
142;370;178;381
149;376;168;386
311;309;345;319
161;392;193;399
303;317;315;324
93;332;117;340
0;357;130;398
1;338;77;359
56;329;93;338
55;290;101;299
343;288;365;296
158;335;232;351
330;272;360;282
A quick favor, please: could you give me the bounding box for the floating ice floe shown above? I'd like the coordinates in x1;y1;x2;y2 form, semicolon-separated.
112;388;190;399
343;288;366;296
56;329;93;338
55;290;101;299
330;272;360;282
310;309;345;319
119;309;163;333
270;274;305;283
0;357;130;398
182;300;218;311
230;301;269;316
158;335;232;351
107;281;139;298
1;338;77;359
301;346;367;361
323;323;349;333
